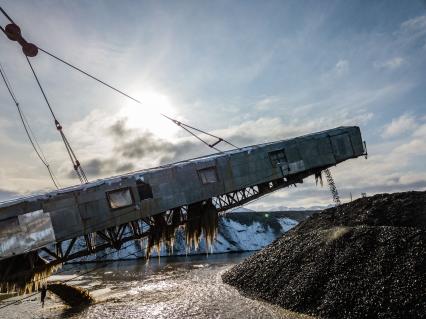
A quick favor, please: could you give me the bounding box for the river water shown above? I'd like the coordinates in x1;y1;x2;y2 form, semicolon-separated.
0;253;312;319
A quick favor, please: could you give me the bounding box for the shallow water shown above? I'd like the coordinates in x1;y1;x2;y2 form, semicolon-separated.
0;253;311;319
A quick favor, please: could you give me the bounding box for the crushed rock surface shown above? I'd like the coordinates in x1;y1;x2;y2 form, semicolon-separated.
222;191;426;319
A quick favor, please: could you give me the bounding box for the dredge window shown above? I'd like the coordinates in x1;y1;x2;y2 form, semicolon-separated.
269;149;287;166
107;187;134;210
198;167;218;184
136;180;154;200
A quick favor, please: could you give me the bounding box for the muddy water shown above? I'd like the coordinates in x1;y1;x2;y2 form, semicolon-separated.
0;253;312;319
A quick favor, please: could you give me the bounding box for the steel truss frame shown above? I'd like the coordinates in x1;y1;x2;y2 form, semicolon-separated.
37;167;328;266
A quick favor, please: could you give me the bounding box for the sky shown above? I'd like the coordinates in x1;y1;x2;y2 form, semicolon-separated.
0;0;425;209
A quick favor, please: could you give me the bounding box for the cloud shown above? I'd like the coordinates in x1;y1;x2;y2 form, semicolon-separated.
400;15;426;33
334;59;349;76
117;132;201;165
68;118;204;179
397;14;426;43
67;158;135;178
413;124;426;137
109;119;200;163
381;114;417;138
254;96;281;111
213;110;373;147
374;57;405;70
109;118;128;138
321;60;350;81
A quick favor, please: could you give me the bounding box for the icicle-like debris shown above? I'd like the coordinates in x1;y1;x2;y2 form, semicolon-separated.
315;171;324;187
0;252;61;294
145;210;181;258
145;201;219;258
185;201;218;252
47;282;94;307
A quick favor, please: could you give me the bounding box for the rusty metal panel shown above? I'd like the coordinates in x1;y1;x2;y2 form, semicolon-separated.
298;140;322;169
331;133;354;161
315;137;336;165
0;209;55;260
348;127;365;155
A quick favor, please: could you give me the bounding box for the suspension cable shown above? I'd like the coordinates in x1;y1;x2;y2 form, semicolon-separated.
160;113;239;150
36;46;239;152
0;63;60;189
25;56;88;183
37;47;142;105
0;5;239;175
0;6;14;23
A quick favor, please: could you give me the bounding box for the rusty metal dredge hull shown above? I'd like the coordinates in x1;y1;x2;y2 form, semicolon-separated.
0;126;366;272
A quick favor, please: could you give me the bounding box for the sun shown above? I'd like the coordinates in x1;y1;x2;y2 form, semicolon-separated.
119;90;180;139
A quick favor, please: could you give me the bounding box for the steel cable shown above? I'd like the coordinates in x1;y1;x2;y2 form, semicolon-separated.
0;63;60;189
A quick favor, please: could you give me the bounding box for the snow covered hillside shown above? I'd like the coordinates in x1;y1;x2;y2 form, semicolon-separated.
67;211;314;262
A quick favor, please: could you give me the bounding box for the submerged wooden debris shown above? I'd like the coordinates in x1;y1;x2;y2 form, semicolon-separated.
47;282;94;307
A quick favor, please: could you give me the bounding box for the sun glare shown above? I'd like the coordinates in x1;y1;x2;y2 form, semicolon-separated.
119;90;180;139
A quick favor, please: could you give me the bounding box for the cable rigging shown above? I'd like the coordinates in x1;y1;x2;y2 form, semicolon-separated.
0;6;239;178
24;56;88;183
35;46;239;152
0;63;60;189
0;7;88;183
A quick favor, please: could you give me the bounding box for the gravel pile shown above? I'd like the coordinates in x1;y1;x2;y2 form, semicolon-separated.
222;191;426;319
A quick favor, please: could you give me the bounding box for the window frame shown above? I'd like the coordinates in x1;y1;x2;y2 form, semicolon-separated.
268;149;288;166
197;166;219;184
106;187;135;210
136;180;154;200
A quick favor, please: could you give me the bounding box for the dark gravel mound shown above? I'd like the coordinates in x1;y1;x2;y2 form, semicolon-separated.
222;191;426;319
296;191;426;232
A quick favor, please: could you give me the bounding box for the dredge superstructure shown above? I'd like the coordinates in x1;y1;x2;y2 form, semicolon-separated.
0;126;365;271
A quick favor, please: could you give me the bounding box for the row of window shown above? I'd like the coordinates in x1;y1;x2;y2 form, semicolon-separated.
269;149;288;166
107;149;306;210
106;167;219;210
268;146;303;167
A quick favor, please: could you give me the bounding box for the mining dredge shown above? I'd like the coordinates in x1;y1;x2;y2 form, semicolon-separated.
0;126;367;294
0;6;367;300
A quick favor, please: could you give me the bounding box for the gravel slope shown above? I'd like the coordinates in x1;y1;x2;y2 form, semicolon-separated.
222;191;426;319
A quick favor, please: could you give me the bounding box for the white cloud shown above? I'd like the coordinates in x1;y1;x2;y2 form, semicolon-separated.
381;114;417;138
334;59;349;75
212;109;374;147
254;96;281;111
400;15;426;32
412;123;426;138
397;15;426;44
374;57;405;70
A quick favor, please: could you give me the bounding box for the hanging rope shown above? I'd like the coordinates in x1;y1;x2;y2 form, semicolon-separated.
25;56;88;183
0;63;60;189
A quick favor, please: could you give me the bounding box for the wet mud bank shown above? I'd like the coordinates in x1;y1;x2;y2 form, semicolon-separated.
222;191;426;319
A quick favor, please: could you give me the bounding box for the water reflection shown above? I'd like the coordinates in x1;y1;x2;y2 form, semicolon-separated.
1;253;312;319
